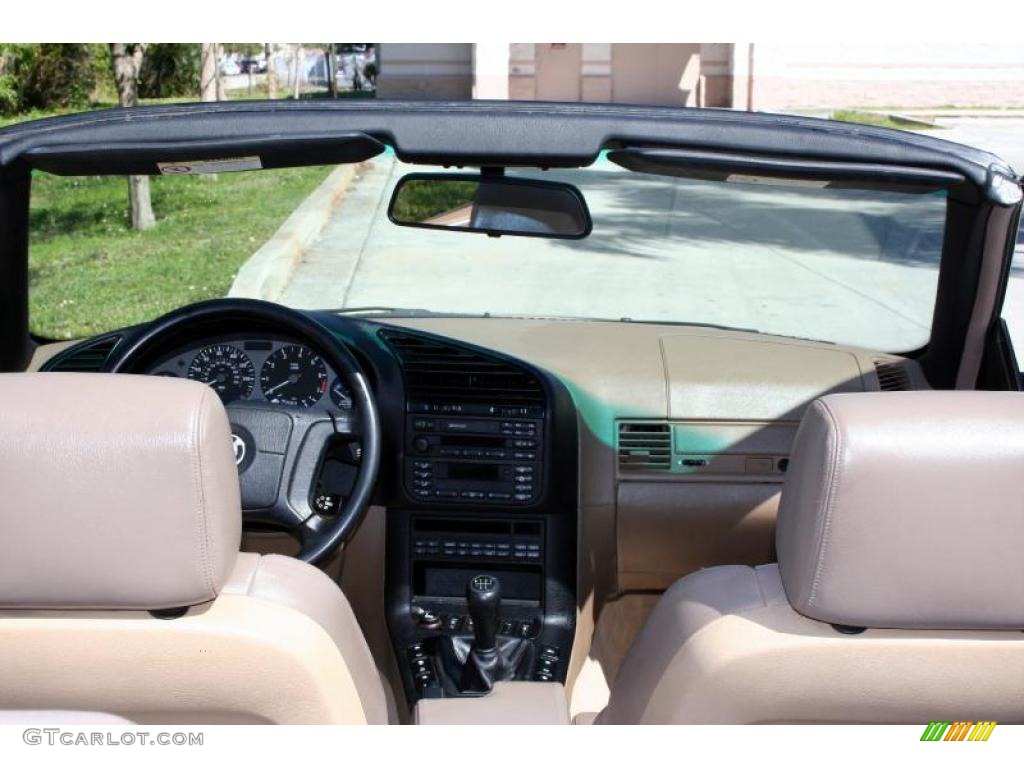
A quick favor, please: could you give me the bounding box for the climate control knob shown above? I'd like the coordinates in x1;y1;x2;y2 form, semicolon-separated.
413;437;431;453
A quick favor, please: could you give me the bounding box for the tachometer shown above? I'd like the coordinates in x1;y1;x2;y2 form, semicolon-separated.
260;344;328;407
187;344;255;402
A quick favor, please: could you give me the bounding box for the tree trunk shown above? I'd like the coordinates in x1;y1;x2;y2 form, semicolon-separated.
200;43;218;102
128;174;155;230
265;43;279;99
216;43;226;101
109;43;155;231
291;45;301;99
327;45;338;98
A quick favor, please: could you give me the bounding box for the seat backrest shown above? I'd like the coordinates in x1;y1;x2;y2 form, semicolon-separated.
599;391;1024;724
0;373;385;724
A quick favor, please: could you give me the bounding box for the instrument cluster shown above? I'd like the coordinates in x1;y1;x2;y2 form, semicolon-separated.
146;337;353;410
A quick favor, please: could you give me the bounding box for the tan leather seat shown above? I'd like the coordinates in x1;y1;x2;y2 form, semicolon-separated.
0;373;388;724
596;391;1024;724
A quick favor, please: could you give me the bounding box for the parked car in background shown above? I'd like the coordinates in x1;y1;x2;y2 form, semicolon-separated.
240;55;267;74
219;57;241;76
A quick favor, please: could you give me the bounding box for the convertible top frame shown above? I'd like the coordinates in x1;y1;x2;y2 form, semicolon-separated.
0;100;1020;385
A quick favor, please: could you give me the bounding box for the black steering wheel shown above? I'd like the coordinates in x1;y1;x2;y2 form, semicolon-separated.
110;298;381;565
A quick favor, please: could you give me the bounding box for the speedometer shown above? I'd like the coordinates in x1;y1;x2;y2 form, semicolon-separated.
260;344;328;407
187;344;255;402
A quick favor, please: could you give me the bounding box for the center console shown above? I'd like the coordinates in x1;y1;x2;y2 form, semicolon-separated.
380;329;577;707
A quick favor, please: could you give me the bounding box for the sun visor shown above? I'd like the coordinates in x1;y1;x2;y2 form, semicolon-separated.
22;132;385;176
608;147;974;200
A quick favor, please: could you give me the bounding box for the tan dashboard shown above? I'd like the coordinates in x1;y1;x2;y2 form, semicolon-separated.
383;318;926;592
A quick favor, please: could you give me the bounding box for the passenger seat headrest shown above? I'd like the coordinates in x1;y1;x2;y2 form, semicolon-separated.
777;391;1024;630
0;373;241;610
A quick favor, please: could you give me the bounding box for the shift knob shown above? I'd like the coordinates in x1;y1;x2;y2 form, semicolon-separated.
466;574;501;651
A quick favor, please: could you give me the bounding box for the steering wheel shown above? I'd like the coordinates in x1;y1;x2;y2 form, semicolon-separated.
110;298;381;565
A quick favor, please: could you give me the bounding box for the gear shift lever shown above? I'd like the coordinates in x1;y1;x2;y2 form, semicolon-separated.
460;574;505;692
466;574;500;651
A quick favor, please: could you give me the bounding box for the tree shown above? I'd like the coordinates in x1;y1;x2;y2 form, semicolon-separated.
325;44;338;98
109;44;155;231
265;43;279;99
199;43;218;102
138;44;200;99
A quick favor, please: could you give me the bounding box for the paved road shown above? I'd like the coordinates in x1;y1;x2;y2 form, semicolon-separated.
275;118;1024;356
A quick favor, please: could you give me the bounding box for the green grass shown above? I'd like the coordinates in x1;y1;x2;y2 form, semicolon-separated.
831;109;938;131
29;166;332;340
391;179;478;223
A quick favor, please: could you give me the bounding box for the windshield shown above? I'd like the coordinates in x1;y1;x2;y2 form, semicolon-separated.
29;149;947;351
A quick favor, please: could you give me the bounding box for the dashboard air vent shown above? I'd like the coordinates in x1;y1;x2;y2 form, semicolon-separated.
46;335;121;373
873;358;912;391
618;422;671;471
380;330;544;404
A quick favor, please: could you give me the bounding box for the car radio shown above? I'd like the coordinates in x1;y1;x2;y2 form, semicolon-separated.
404;403;544;505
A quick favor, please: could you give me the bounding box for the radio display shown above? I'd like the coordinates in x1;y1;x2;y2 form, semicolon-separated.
447;463;501;482
439;435;505;448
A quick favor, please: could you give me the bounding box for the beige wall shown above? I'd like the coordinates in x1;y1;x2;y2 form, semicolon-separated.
375;43;1024;111
511;43;724;107
375;43;473;99
749;43;1024;110
610;44;702;106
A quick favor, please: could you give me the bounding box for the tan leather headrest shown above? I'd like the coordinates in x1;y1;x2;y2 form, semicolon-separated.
777;391;1024;630
0;373;241;609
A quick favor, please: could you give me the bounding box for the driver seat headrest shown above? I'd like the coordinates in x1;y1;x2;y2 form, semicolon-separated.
0;373;241;610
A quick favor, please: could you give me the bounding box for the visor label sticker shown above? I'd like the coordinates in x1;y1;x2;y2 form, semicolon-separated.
158;157;262;175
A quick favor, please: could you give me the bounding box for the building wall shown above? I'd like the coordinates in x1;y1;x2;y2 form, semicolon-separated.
750;43;1024;110
375;43;1024;110
375;43;473;99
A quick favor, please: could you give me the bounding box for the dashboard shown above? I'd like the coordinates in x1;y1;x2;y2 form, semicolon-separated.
35;304;922;708
145;336;354;412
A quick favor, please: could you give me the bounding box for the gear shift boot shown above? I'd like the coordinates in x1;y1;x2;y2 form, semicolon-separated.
437;634;534;694
435;574;536;694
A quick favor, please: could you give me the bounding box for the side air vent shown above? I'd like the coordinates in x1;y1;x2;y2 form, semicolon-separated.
380;330;544;404
46;335;121;373
618;422;671;471
873;358;912;391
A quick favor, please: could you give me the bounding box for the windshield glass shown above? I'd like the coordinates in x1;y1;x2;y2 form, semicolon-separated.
29;149;947;351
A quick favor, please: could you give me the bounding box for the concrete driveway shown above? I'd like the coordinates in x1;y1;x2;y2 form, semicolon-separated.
273;118;1024;356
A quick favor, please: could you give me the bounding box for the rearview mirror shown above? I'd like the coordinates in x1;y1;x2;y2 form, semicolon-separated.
388;173;591;239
